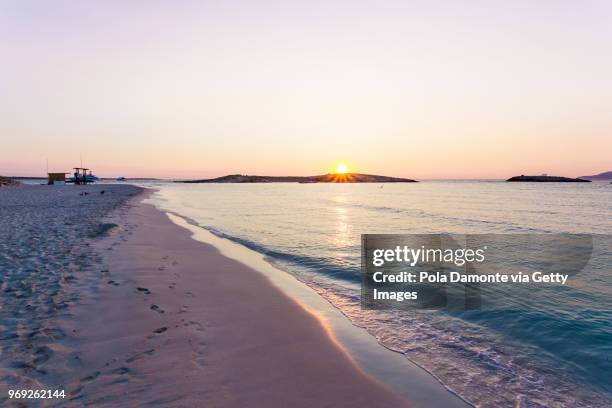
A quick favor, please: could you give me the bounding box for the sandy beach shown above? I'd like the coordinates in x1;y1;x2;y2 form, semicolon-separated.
0;185;410;407
4;1;612;405
0;184;142;403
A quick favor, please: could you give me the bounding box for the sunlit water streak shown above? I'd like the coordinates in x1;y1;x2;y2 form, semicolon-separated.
147;181;612;407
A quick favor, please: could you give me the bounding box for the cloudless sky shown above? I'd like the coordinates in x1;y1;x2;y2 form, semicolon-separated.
1;0;611;178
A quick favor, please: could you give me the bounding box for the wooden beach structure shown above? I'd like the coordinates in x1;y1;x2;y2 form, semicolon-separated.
47;172;68;185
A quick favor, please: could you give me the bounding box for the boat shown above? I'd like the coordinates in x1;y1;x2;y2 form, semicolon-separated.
68;174;98;183
67;167;98;184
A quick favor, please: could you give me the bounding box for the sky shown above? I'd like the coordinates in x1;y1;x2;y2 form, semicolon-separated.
1;0;611;179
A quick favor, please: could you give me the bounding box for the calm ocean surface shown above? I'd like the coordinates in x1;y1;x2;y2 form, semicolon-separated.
147;181;611;407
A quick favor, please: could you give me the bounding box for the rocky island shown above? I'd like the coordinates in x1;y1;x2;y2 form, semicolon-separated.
179;173;418;183
506;175;591;182
578;171;612;180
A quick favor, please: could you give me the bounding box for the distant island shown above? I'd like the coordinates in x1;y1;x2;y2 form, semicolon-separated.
578;171;612;180
178;173;418;183
507;175;591;182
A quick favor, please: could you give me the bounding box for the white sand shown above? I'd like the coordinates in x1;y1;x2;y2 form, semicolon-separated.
1;186;410;407
0;184;142;405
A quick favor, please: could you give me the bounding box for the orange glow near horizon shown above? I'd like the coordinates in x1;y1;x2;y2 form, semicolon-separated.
1;3;611;179
335;164;349;174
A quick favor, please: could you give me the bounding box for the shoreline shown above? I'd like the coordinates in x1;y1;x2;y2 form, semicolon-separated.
2;183;609;407
65;191;413;407
162;209;472;408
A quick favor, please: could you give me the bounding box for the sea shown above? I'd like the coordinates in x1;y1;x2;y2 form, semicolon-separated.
142;180;611;407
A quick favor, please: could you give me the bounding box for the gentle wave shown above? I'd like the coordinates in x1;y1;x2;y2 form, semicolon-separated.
150;182;612;407
200;225;612;407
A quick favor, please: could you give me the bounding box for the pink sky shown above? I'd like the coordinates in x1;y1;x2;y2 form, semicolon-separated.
1;1;611;179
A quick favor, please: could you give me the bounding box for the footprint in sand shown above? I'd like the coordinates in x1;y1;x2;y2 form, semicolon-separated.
152;327;167;334
103;366;136;385
183;320;204;332
33;346;53;365
136;287;151;295
125;349;155;363
159;255;178;270
109;366;133;376
190;339;207;368
80;371;101;382
68;385;86;401
150;304;165;314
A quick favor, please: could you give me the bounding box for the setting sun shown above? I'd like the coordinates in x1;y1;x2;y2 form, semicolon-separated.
335;164;349;174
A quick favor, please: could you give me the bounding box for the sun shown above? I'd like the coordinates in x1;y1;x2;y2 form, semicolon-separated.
335;163;349;174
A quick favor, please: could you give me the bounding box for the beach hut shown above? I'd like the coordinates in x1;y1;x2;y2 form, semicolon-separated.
48;173;68;185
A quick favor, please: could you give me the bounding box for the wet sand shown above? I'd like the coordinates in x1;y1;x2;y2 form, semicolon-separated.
20;190;411;406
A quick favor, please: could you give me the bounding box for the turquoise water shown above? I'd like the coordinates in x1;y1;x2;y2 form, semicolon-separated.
148;181;611;407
